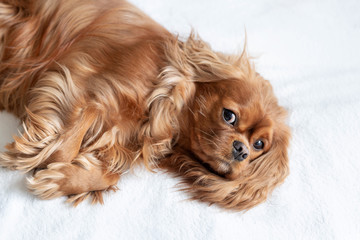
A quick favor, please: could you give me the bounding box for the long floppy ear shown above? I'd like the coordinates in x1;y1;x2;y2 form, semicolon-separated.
239;122;291;206
139;61;196;169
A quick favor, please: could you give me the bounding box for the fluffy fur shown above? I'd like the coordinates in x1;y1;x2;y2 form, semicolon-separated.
0;0;290;211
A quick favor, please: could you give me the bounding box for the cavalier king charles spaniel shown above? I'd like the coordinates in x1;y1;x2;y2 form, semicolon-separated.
0;0;290;211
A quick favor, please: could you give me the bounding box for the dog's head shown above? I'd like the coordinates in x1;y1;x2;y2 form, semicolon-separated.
145;34;290;210
162;35;290;180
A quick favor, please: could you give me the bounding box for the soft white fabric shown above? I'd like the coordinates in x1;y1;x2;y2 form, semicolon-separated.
1;0;359;239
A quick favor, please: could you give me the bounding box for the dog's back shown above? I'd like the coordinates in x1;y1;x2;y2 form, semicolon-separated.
0;0;170;116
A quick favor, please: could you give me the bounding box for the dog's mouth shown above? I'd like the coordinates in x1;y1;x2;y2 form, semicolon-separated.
191;151;232;178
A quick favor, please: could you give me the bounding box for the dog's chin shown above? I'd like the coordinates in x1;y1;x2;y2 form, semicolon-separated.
192;150;246;180
202;158;249;181
204;159;232;177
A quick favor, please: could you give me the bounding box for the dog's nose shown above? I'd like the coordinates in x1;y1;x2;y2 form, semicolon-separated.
232;141;249;161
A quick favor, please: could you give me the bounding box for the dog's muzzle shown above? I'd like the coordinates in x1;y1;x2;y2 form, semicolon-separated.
232;141;249;162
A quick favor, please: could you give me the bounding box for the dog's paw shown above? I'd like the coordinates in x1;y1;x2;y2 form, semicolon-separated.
27;163;67;199
27;161;119;206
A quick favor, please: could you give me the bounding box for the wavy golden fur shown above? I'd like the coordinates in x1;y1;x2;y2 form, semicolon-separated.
0;0;290;210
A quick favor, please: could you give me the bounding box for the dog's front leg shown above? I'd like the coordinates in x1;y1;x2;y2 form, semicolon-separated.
27;151;120;206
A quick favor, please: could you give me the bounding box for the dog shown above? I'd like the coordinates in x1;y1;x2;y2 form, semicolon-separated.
0;0;290;211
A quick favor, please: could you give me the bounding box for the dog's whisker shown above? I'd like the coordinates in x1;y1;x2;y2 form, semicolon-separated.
210;129;220;138
198;129;216;139
201;136;221;149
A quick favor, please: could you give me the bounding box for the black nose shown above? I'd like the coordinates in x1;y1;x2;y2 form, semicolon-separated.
232;141;249;162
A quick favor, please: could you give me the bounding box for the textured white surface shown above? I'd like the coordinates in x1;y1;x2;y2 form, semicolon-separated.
1;0;360;239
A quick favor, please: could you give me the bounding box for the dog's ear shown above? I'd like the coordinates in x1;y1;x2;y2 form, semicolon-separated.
243;122;291;201
139;36;203;169
140;64;196;169
166;33;246;82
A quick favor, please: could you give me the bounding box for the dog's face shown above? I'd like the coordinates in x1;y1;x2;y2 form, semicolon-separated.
187;77;279;180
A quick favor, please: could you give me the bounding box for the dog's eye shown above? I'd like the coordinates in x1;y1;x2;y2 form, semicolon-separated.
253;140;264;150
222;108;236;125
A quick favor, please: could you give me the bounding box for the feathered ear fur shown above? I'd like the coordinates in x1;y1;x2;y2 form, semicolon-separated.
139;38;196;169
171;33;249;81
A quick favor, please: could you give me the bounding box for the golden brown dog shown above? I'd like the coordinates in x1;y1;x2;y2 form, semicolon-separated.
0;0;290;210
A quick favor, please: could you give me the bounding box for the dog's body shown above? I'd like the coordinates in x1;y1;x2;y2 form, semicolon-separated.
0;0;290;210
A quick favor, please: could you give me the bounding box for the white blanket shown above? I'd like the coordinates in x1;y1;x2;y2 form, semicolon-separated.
1;0;359;239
